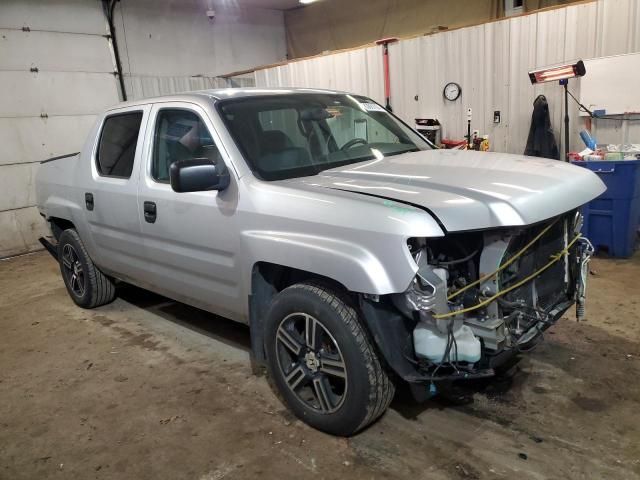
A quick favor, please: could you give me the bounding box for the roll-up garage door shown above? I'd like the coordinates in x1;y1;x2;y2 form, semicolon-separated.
0;0;120;257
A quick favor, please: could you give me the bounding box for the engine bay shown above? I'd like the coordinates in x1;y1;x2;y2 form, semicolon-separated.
393;211;594;382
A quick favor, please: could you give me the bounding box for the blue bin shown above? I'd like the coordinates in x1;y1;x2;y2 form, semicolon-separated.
571;160;640;257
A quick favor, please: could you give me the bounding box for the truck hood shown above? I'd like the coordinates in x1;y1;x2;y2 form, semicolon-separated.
284;149;606;232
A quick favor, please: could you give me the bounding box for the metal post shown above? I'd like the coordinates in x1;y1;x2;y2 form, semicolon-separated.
382;43;392;111
563;80;569;161
103;0;127;102
375;38;397;112
466;108;472;150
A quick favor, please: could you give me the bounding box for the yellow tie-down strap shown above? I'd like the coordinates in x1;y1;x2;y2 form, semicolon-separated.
433;232;580;320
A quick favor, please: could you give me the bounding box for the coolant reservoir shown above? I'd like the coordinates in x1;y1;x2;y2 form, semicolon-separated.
413;322;481;364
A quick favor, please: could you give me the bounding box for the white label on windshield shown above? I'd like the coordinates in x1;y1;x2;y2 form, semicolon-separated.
360;102;385;112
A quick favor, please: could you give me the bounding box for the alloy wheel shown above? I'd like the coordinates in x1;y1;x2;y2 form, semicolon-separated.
61;244;85;297
275;312;347;414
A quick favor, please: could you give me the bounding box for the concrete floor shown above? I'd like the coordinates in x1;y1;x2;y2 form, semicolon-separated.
1;251;639;480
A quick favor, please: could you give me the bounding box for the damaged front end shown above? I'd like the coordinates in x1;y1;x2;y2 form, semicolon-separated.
360;211;594;398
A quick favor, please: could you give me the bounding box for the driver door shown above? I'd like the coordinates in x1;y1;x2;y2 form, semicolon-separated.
136;102;243;321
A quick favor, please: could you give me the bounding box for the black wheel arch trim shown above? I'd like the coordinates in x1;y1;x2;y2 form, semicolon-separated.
248;264;425;383
357;297;423;382
248;262;351;369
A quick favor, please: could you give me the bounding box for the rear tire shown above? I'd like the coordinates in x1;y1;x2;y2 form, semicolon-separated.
264;282;395;436
58;229;116;308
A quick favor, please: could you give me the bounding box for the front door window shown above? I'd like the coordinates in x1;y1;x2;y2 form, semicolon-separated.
152;109;222;183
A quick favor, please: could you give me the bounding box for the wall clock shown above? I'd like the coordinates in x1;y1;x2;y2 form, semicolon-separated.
443;82;461;101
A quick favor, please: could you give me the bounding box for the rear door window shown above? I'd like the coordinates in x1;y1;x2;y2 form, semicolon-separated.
96;112;143;178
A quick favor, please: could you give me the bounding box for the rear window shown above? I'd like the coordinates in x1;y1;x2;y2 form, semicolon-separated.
96;112;143;178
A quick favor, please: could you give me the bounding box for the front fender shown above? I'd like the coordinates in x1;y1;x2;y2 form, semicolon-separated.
242;230;418;295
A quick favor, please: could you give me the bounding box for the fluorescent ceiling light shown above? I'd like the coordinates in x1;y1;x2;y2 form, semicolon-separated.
299;0;319;4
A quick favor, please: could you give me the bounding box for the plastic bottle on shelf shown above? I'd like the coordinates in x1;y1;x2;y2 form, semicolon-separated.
580;130;597;150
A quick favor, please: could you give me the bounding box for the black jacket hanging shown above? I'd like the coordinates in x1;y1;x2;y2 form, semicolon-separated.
524;95;559;160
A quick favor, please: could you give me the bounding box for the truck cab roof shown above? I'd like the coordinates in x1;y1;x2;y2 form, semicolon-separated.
107;87;350;111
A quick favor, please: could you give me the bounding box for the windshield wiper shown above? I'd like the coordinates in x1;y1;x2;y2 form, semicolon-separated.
316;154;376;173
384;148;420;158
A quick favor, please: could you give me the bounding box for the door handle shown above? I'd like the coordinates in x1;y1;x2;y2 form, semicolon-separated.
143;201;157;223
85;193;94;211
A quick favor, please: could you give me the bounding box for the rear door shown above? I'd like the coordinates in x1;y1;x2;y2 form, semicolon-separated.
84;105;149;281
136;102;243;321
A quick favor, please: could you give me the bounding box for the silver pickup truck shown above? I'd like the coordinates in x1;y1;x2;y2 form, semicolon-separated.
36;88;605;435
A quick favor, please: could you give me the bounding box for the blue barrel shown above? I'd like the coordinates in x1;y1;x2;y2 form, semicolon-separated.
571;159;640;257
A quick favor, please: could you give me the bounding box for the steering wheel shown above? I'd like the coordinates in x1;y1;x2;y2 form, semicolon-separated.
340;138;368;150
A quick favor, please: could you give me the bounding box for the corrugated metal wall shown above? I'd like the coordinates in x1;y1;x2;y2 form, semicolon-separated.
256;46;385;109
256;0;640;154
124;74;255;100
0;0;120;258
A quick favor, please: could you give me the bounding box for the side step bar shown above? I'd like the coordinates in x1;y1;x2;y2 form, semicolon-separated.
38;237;58;260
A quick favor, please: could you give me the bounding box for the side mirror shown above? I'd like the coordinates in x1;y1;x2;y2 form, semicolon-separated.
169;159;230;193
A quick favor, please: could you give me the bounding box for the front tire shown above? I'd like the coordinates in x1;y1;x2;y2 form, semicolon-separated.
58;229;116;308
264;282;395;436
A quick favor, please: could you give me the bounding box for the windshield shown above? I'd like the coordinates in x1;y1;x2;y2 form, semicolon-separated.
217;93;431;181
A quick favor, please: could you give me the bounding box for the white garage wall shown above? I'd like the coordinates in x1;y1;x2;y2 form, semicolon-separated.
255;0;640;155
1;0;287;257
114;0;286;99
0;0;120;258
